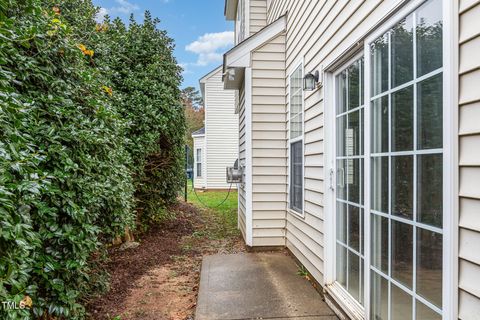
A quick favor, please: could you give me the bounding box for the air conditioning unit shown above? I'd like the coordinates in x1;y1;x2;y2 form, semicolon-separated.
226;159;243;183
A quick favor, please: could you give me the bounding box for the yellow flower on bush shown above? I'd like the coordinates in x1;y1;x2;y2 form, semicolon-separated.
95;23;108;32
20;295;33;309
102;85;113;96
77;44;94;57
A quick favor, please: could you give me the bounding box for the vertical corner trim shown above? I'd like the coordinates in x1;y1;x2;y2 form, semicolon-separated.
245;67;253;246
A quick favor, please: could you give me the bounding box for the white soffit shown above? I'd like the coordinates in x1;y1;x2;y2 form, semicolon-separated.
224;14;287;69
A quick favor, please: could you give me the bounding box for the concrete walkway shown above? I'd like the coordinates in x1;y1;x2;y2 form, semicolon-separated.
195;252;338;320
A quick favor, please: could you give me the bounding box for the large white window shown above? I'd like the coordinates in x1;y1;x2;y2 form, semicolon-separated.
196;148;202;177
289;64;303;213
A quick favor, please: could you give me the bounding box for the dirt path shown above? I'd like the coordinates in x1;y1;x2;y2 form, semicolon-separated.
87;201;245;320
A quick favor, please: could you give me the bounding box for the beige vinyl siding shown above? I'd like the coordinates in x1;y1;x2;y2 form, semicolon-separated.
204;68;239;189
458;1;480;318
266;0;444;286
251;33;287;247
250;0;267;35
238;85;247;240
193;136;206;189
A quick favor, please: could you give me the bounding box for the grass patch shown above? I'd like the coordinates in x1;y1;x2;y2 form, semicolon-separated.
184;180;239;239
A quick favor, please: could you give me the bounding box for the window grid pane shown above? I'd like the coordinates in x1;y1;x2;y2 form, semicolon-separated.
369;0;443;318
290;65;303;138
196;148;202;177
290;140;303;212
196;163;201;177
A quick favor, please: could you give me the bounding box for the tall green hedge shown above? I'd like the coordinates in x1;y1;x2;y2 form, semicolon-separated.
95;13;185;224
0;0;185;318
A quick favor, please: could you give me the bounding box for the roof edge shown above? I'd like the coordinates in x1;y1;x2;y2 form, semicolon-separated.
191;127;205;137
223;14;287;70
199;65;223;84
224;0;238;20
199;65;223;100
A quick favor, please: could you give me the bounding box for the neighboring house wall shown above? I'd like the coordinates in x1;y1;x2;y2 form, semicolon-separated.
204;68;239;189
251;33;287;247
458;0;480;318
193;135;206;189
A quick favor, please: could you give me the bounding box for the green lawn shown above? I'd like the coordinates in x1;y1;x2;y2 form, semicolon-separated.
185;180;239;237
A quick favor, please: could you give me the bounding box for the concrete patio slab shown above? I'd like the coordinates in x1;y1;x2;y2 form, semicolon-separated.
195;252;338;320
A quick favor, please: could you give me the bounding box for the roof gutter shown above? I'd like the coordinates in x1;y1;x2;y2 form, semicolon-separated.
224;0;239;20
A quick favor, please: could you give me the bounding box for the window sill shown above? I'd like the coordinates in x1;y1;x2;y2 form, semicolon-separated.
288;208;305;219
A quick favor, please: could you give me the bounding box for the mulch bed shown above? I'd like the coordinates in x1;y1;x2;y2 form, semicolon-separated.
86;202;203;319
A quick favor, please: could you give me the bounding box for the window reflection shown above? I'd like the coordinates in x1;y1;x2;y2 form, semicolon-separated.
392;15;414;87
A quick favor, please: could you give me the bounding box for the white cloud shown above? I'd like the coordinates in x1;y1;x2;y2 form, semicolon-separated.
110;0;139;14
95;7;108;23
178;63;193;75
186;31;234;66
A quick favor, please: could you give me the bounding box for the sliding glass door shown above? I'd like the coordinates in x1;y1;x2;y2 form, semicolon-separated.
369;0;443;319
335;57;365;307
332;0;444;318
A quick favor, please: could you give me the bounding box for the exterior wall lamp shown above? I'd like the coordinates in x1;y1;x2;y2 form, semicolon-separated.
227;68;236;81
303;70;320;91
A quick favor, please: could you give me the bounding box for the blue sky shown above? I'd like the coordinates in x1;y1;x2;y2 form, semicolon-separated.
93;0;234;91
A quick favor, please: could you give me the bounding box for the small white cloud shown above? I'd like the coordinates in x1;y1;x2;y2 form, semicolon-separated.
179;63;193;75
110;0;139;14
186;31;234;66
95;7;108;23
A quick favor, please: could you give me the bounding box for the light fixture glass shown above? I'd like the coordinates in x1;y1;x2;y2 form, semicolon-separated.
303;70;319;91
227;68;236;81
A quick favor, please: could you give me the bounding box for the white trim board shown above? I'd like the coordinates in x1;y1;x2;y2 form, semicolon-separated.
442;0;459;318
244;67;253;246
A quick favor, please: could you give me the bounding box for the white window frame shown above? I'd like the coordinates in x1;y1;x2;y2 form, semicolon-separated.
324;0;457;319
196;148;202;178
288;61;305;217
